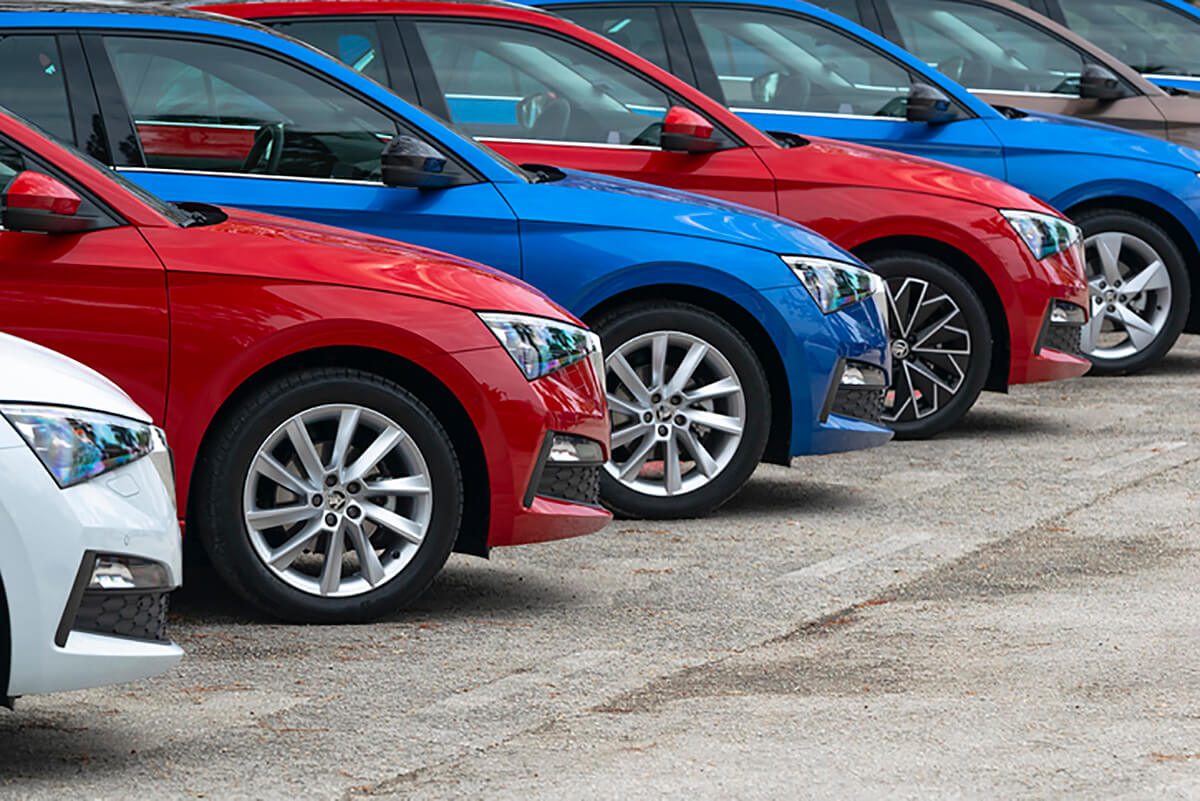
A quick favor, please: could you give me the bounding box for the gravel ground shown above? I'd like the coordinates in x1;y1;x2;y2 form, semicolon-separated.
3;335;1200;800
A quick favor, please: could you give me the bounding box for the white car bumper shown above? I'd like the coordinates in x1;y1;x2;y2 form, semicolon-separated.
0;419;183;697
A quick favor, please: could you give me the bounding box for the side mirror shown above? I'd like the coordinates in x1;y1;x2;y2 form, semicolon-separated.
2;171;101;234
1079;63;1125;101
381;135;470;189
906;83;958;124
660;106;722;154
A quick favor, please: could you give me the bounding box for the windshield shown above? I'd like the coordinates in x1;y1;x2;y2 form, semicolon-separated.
1058;0;1200;78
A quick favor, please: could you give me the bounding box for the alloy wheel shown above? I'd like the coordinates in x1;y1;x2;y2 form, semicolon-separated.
882;276;972;423
1081;231;1172;360
604;331;745;497
242;403;433;598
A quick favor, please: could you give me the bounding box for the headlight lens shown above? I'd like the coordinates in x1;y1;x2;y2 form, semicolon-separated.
782;256;884;314
0;405;153;488
1001;209;1082;260
479;312;602;381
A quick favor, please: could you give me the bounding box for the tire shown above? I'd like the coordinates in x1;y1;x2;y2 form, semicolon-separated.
589;302;770;519
192;367;463;623
1073;208;1190;375
866;252;993;439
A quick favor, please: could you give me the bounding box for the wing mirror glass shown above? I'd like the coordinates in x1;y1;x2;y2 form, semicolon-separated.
381;135;471;189
906;83;958;124
2;171;100;234
1079;63;1126;101
660;106;722;154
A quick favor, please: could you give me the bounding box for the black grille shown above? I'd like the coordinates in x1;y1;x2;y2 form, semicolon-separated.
73;590;170;642
536;464;601;505
831;386;886;423
1039;322;1085;358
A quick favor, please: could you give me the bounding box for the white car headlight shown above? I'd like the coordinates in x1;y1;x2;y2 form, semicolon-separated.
1001;209;1082;260
782;256;884;315
479;312;602;381
1;405;154;488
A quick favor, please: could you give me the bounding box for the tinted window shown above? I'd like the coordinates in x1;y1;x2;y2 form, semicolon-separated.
0;139;24;188
555;6;671;71
690;7;926;118
0;36;74;144
1059;0;1200;77
885;0;1085;94
814;0;865;25
269;19;390;85
103;36;397;179
415;21;677;146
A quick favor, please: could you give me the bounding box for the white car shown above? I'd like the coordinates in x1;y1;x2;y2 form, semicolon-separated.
0;333;182;706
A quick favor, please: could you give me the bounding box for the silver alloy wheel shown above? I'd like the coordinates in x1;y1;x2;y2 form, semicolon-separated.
605;331;745;497
882;276;972;423
1081;231;1172;360
242;403;433;598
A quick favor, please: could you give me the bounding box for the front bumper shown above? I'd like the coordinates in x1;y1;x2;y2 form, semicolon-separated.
0;424;183;697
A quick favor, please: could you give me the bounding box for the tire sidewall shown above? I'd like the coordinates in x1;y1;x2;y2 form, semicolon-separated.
196;371;462;623
592;303;770;519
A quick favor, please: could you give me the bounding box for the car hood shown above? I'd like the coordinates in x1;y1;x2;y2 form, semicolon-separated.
498;168;861;263
1002;108;1200;172
775;135;1058;214
0;332;149;423
149;207;578;323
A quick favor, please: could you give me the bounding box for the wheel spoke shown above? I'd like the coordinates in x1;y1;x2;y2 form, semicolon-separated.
663;342;708;397
285;419;325;485
617;436;656;480
364;475;431;496
247;504;316;530
688;409;743;435
678;428;719;478
346;519;385;586
1092;232;1124;285
684;377;740;404
911;310;963;351
606;393;642;417
343;425;404;483
1122;259;1170;295
609;352;652;405
1113;304;1158;349
253;453;313;497
650;333;668;389
1081;303;1105;354
329;407;362;474
267;518;323;571
663;434;682;495
905;356;958;395
319;525;345;596
362;501;425;545
892;278;928;339
612;422;651;449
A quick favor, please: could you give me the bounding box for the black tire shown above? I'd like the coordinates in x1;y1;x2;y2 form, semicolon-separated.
191;367;463;623
589;302;770;519
866;252;993;439
1073;208;1191;376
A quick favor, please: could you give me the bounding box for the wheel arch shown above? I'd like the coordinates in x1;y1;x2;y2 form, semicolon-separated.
579;283;795;466
0;571;9;705
186;346;491;558
1065;195;1200;333
851;236;1012;392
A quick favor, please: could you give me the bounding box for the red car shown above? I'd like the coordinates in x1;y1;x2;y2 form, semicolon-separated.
206;0;1093;437
0;106;609;623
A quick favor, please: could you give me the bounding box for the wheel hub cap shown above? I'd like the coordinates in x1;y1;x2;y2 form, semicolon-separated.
326;489;348;511
891;339;911;361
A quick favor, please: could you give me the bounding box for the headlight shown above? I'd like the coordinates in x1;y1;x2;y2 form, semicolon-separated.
0;405;153;488
782;256;884;314
1001;209;1081;260
479;312;602;381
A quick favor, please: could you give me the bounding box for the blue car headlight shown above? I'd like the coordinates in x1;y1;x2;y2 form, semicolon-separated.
1001;209;1082;260
479;312;603;381
782;255;884;314
1;405;154;488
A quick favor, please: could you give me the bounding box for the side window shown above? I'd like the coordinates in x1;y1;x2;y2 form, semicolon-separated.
414;21;679;146
689;7;931;118
0;35;74;144
1058;0;1200;78
267;19;390;86
814;0;865;25
0;139;25;189
554;6;671;71
102;35;397;180
884;0;1085;94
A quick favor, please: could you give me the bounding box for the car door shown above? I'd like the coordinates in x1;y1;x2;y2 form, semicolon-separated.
0;33;169;420
672;3;1006;177
394;15;777;210
875;0;1170;138
81;30;521;276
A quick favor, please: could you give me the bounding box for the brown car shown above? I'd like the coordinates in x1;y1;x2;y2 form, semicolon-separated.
819;0;1200;149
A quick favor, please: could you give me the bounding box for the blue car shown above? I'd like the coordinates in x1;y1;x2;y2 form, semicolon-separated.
0;3;892;519
546;0;1200;375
